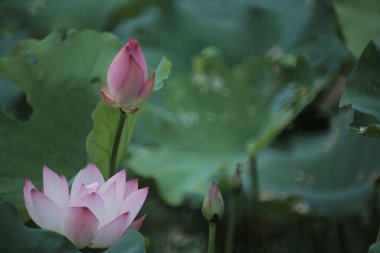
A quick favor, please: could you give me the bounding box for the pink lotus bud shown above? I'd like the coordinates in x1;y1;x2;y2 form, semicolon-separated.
23;164;148;249
202;180;224;223
101;38;155;114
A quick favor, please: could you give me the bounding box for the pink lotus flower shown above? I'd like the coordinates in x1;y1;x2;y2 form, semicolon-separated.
101;38;155;114
23;164;148;249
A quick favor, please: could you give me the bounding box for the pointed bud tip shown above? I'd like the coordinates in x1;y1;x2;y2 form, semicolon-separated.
126;38;139;50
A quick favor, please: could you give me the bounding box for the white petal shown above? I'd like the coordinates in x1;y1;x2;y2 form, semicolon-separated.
120;187;148;225
42;165;69;211
99;170;126;203
71;163;104;197
101;182;118;225
31;189;65;234
74;192;106;223
23;179;40;225
89;212;130;249
126;214;146;231
70;183;90;206
124;179;138;199
65;207;99;249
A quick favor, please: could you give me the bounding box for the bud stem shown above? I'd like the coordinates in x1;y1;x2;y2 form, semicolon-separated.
225;194;237;253
250;158;259;199
109;109;127;177
208;222;217;253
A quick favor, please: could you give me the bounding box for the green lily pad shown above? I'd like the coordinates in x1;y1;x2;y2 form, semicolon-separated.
340;41;380;137
0;30;122;204
0;202;80;253
129;46;342;205
257;109;380;219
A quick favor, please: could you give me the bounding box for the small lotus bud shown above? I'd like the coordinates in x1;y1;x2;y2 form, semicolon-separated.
202;180;224;223
230;163;243;194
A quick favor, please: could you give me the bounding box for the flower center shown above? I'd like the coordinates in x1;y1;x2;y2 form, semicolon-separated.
85;182;100;193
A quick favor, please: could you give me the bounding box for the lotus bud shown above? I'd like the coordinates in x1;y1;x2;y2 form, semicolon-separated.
230;163;243;194
202;180;224;223
24;164;148;249
101;38;155;114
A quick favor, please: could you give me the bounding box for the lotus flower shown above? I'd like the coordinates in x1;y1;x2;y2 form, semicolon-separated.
23;164;148;249
101;38;155;114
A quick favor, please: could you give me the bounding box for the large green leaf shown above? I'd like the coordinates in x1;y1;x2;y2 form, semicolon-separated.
86;103;137;178
0;202;80;253
257;109;380;219
334;0;380;57
0;30;122;204
340;41;380;137
130;46;342;205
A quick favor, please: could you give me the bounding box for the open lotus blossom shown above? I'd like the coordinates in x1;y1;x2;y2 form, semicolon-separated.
23;164;148;249
101;38;155;114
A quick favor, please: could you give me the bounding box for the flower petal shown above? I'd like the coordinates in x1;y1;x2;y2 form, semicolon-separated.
74;192;105;223
137;73;155;103
127;39;147;80
126;214;146;231
71;163;105;197
42;165;69;211
99;170;126;202
118;55;146;103
107;44;131;97
65;207;99;249
70;183;90;206
90;212;130;249
31;189;65;234
101;182;118;225
120;187;148;224
124;179;138;199
23;179;40;226
101;86;118;106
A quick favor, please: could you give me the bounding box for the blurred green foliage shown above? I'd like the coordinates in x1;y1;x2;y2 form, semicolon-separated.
0;0;380;252
340;41;380;137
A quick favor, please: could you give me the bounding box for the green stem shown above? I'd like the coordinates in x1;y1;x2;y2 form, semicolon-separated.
109;109;126;177
225;194;237;253
208;222;217;253
250;157;259;199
